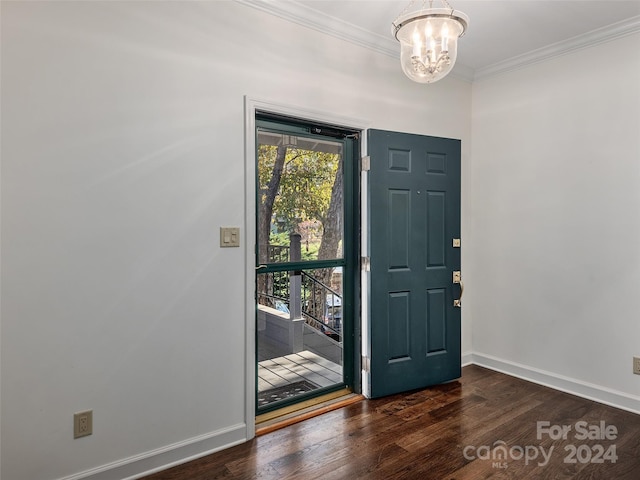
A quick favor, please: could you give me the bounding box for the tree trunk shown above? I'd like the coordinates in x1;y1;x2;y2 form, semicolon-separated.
316;160;343;289
257;145;287;304
317;160;343;261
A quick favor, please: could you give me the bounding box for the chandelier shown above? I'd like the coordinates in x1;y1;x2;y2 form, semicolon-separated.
392;0;469;84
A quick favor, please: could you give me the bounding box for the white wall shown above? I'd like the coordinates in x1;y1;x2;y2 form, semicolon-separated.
469;32;640;410
0;2;471;479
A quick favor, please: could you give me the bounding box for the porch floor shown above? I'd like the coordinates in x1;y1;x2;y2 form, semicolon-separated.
258;350;342;393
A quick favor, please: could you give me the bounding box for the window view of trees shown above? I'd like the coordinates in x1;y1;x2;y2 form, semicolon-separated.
257;133;345;333
256;128;353;408
257;140;343;266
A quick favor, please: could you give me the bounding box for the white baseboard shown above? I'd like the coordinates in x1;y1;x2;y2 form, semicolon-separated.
471;352;640;415
59;423;247;480
58;354;640;479
461;351;474;367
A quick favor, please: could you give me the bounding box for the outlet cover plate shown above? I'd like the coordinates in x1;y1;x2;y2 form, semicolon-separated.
74;410;93;438
634;357;640;375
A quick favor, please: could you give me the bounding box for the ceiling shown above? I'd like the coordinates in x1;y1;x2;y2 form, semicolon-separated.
238;0;640;80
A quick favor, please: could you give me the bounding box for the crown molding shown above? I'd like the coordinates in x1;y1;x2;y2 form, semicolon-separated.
234;1;640;84
450;63;475;83
473;15;640;81
235;0;398;58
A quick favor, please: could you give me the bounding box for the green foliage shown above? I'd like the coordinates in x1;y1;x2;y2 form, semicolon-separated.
268;231;291;246
259;144;339;234
267;232;319;261
301;242;320;261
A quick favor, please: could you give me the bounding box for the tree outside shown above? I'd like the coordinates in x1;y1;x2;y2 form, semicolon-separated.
257;139;344;325
257;143;343;265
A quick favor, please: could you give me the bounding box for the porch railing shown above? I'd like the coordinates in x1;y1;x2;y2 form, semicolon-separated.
256;269;342;342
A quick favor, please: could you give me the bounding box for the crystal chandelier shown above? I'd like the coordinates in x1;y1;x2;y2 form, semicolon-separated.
392;0;469;84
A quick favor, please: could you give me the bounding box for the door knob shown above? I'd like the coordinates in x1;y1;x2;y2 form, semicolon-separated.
454;281;464;307
453;270;463;307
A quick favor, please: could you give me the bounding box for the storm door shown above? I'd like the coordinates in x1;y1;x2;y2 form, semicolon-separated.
255;115;358;413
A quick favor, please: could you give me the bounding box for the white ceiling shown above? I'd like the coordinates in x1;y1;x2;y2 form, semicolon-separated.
238;0;640;80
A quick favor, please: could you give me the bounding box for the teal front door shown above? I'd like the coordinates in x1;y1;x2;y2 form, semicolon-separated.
368;129;462;398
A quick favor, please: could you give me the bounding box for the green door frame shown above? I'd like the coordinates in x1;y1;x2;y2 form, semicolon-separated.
253;113;361;413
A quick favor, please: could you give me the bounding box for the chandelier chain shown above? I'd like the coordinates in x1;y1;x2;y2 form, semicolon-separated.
395;0;455;24
394;0;416;23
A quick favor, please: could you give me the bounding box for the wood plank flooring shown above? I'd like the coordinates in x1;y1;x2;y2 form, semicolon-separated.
141;365;640;479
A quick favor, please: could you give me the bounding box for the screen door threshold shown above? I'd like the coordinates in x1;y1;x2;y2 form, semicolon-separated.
256;388;361;435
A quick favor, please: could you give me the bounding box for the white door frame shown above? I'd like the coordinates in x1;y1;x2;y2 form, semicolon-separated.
243;96;370;439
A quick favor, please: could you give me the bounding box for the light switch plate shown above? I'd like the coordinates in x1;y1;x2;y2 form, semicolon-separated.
220;227;240;247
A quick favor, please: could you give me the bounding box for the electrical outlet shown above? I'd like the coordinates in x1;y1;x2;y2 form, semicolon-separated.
634;357;640;375
634;357;640;376
74;410;93;438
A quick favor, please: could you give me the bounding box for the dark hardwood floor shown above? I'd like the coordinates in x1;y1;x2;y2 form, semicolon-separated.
142;365;640;479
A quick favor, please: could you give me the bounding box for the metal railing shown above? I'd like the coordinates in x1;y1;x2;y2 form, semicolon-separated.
256;268;342;343
301;271;342;340
262;243;290;263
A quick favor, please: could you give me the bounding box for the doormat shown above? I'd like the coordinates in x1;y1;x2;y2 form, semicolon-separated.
258;380;319;407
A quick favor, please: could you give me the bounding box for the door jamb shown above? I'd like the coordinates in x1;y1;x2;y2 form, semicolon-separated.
243;96;369;440
360;133;371;399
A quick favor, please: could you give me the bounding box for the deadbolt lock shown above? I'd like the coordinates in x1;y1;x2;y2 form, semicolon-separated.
453;238;461;247
453;271;461;283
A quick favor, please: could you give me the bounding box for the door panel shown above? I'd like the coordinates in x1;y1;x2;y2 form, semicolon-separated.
388;190;410;269
426;191;446;267
426;288;447;353
388;291;411;361
369;129;461;398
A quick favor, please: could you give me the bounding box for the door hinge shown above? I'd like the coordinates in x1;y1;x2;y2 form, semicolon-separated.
361;256;370;271
361;155;370;172
361;355;370;373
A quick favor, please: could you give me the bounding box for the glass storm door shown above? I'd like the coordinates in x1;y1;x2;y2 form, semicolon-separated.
255;115;357;413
